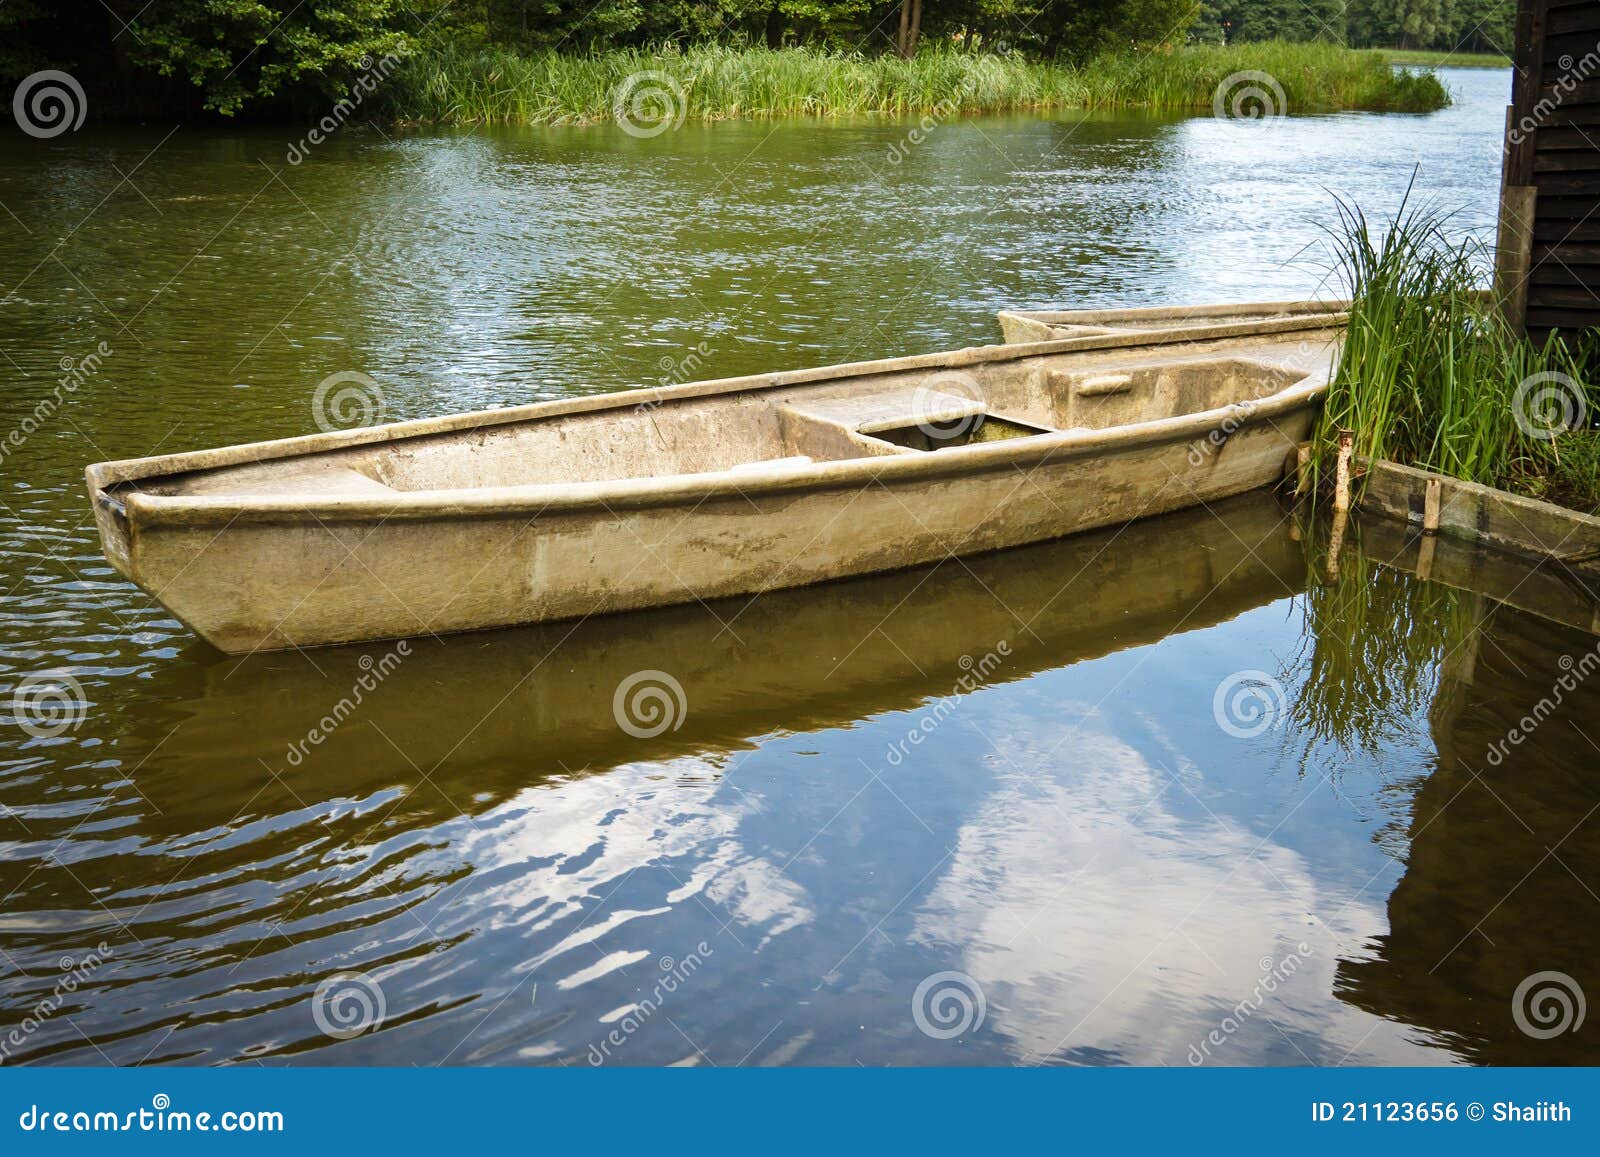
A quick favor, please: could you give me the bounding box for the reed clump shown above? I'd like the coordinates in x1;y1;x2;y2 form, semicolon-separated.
1314;187;1600;512
378;41;1447;125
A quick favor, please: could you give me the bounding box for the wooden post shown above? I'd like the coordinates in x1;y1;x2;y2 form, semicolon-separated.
1332;429;1353;513
1496;101;1537;336
1416;531;1436;583
1325;507;1348;583
1422;476;1442;533
1496;0;1543;337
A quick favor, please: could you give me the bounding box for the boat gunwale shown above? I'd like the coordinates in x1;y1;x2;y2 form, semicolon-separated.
115;372;1330;527
996;299;1351;328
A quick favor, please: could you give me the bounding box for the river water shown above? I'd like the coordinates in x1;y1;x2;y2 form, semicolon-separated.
3;66;1598;1066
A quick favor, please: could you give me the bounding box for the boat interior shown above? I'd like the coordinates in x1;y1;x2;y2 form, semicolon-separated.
114;343;1322;501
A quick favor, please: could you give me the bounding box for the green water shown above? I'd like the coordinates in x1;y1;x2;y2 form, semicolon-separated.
6;69;1599;1067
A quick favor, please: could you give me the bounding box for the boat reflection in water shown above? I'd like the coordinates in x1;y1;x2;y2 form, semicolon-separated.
139;492;1310;821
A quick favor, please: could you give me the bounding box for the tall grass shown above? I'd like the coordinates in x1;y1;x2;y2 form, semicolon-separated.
378;41;1447;125
1363;48;1511;69
1314;183;1600;511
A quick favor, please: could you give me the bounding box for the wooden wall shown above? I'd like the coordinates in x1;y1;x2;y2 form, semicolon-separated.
1500;0;1600;342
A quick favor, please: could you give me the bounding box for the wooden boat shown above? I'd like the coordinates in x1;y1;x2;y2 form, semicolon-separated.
997;299;1350;344
85;313;1341;653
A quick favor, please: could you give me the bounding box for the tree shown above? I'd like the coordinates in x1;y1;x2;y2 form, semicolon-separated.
1021;0;1199;58
2;1;414;115
1347;0;1458;49
1198;0;1346;45
1445;0;1514;55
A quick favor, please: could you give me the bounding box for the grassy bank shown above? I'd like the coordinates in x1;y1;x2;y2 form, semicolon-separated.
1313;192;1600;513
1364;48;1511;68
380;41;1448;125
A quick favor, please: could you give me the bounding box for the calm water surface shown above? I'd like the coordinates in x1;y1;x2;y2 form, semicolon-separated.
4;67;1599;1066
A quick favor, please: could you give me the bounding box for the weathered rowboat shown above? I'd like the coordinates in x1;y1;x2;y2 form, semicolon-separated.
997;299;1350;344
86;314;1340;653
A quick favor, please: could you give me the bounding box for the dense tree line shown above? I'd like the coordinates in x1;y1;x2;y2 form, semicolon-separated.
0;0;1515;119
1199;0;1513;53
